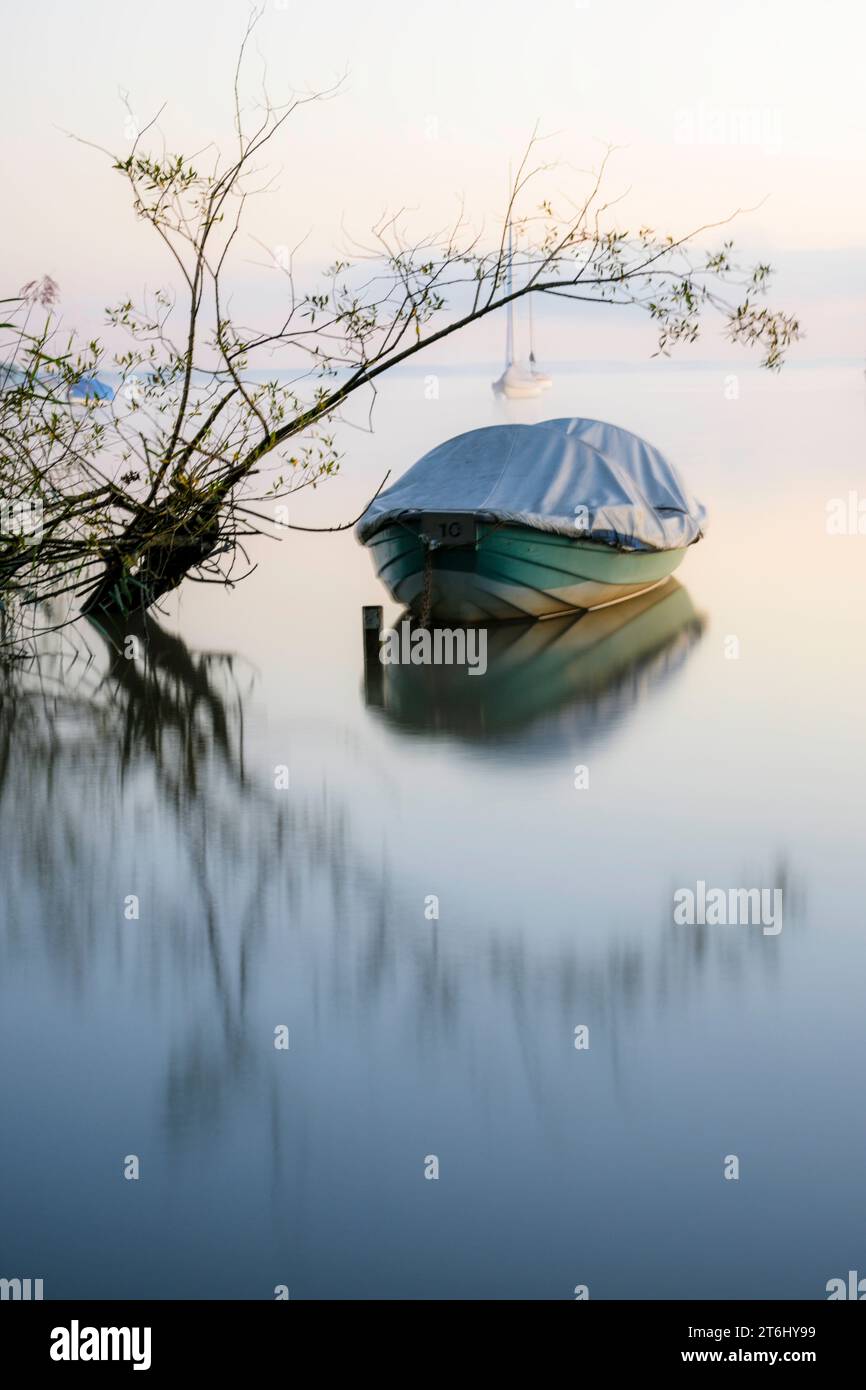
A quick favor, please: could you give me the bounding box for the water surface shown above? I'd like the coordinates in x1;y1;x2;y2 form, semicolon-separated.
2;366;864;1299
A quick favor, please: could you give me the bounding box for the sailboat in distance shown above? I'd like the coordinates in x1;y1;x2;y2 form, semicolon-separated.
492;222;543;400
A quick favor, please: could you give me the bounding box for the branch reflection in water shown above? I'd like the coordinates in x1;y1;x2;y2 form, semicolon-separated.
0;589;800;1172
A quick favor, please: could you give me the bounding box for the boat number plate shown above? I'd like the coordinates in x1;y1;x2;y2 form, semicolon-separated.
419;513;477;547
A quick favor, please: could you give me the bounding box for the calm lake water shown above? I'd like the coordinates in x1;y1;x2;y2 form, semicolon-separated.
2;365;865;1299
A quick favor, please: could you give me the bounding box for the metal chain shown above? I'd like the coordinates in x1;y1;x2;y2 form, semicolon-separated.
418;542;434;629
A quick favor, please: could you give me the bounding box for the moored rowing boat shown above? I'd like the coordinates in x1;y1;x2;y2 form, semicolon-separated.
357;417;706;622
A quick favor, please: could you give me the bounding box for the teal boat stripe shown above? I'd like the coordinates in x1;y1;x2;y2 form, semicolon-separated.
478;542;602;585
474;556;585;605
375;543;421;581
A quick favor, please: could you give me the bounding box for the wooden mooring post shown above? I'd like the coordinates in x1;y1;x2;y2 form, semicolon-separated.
362;605;384;706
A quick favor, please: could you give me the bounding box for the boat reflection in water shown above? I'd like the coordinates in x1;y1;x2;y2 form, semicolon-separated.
365;577;705;751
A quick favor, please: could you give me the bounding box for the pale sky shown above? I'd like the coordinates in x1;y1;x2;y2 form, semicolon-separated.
3;0;865;361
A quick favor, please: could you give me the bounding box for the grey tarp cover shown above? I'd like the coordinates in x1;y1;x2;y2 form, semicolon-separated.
356;417;707;552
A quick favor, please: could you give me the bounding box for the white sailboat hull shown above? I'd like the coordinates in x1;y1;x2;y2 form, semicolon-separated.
492;363;543;399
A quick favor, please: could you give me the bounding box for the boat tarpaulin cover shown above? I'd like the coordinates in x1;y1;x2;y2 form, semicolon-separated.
356;417;707;552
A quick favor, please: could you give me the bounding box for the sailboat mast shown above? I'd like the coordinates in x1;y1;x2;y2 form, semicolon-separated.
529;291;536;365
